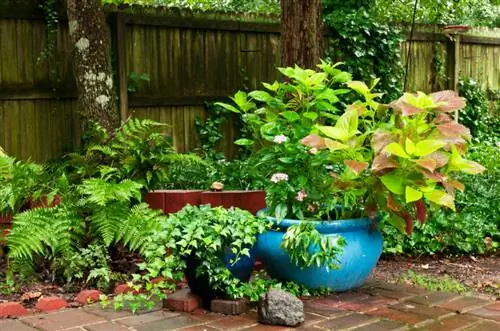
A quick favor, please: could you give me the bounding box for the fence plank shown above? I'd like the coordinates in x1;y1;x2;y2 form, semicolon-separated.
0;11;498;161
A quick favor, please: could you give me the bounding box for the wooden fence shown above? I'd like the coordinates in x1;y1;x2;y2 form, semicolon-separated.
0;5;498;161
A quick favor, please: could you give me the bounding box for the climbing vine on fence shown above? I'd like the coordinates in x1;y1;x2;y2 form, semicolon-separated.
323;1;404;103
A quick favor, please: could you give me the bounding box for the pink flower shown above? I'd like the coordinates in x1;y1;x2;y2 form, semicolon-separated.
270;173;289;183
295;190;307;202
273;135;288;144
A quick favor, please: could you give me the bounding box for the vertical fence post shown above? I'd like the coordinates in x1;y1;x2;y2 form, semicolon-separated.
116;13;129;121
452;35;461;120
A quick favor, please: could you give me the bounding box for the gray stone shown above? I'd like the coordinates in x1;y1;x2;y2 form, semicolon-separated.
258;288;304;326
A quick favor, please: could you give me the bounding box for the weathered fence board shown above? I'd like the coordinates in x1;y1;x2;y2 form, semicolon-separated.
0;8;498;162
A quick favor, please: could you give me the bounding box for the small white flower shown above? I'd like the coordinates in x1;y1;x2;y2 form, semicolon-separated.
273;135;288;144
270;173;289;183
309;147;318;154
296;190;307;202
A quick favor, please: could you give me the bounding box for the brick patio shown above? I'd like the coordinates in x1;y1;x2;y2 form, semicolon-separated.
1;281;498;331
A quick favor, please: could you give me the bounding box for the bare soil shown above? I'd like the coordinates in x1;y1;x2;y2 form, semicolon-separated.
372;254;500;299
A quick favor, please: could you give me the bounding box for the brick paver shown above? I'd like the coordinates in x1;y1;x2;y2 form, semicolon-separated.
1;282;496;331
316;312;379;330
0;319;38;331
22;309;107;330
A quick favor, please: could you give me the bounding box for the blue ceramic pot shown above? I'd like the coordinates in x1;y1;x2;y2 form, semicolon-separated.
223;247;256;281
184;248;256;306
255;216;383;291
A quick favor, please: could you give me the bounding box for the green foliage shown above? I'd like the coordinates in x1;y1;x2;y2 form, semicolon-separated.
458;77;499;146
0;155;47;214
54;118;203;191
281;222;345;271
127;72;150;93
65;244;116;290
401;270;469;294
324;3;404;103
37;0;60;62
4;119;200;287
194;103;265;190
383;144;499;255
373;0;500;27
116;205;268;311
101;0;280;14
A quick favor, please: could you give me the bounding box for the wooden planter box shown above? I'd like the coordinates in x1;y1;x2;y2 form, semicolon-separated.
144;190;203;214
200;190;266;215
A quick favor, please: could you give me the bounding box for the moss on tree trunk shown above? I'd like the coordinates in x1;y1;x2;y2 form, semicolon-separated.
66;0;119;132
280;0;323;68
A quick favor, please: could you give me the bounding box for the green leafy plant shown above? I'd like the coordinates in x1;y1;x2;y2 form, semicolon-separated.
0;155;48;214
113;205;269;311
458;77;499;146
218;61;485;269
383;143;499;255
323;1;404;103
5;119;206;287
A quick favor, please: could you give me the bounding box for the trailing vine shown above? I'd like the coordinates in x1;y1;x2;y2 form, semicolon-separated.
37;0;60;63
431;42;447;91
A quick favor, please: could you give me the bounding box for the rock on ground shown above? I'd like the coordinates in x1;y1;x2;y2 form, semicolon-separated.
258;288;304;326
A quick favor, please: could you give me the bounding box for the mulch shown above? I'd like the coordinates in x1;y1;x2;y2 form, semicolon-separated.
372;254;500;299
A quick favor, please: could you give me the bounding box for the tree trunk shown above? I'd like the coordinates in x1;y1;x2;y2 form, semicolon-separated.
66;0;119;132
280;0;323;68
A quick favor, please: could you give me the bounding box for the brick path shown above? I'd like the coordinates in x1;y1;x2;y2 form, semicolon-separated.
1;281;498;331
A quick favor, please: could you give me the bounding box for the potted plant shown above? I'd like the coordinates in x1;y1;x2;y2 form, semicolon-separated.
217;62;485;291
139;204;268;306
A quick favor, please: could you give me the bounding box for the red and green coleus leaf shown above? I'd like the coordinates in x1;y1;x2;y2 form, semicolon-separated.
415;199;426;224
424;189;456;211
372;155;398;173
430;90;466;112
372;130;396;154
344;160;369;175
411;158;438;172
300;134;326;149
436;121;471;141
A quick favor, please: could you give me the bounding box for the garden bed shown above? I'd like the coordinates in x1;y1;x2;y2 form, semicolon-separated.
372;255;500;298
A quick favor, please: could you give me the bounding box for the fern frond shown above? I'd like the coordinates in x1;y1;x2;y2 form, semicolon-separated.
8;205;84;262
115;203;163;253
90;202;131;247
79;179;143;206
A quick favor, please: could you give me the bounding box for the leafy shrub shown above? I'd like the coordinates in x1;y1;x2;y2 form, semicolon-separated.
383;144;500;255
323;2;404;103
458;77;499;146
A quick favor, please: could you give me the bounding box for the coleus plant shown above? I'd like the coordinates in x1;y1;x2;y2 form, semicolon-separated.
304;87;485;234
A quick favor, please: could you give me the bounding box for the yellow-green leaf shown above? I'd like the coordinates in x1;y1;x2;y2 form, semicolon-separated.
380;173;404;195
414;140;447;157
405;186;423;203
384;143;410;158
405;138;416;155
424;190;456;211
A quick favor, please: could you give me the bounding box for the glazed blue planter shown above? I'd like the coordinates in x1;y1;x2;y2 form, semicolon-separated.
223;247;256;281
255;216;383;291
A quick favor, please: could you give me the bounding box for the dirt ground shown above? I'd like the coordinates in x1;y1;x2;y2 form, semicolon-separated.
372;254;500;299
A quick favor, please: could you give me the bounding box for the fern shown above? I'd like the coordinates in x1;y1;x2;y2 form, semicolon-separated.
116;203;163;254
8;205;84;261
